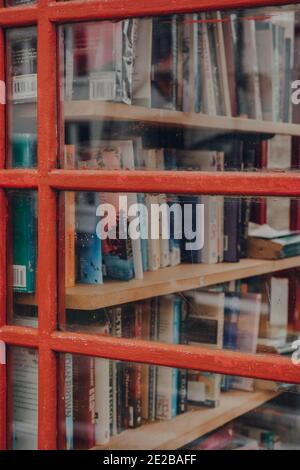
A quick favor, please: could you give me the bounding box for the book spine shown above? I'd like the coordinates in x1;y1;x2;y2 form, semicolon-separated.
12;191;37;293
148;298;159;421
73;355;96;449
64;353;73;450
76;192;103;285
95;358;110;445
199;14;217;115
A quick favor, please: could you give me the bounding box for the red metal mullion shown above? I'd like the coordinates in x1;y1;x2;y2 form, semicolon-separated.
0;325;39;348
47;0;296;22
49;169;300;197
0;6;38;27
36;0;58;450
0;169;38;188
50;331;300;385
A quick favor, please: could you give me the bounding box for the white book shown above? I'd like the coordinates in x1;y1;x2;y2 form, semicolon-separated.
233;293;261;391
95;358;110;445
199;14;217;116
270;276;289;338
242;19;262;119
132;18;153;107
12;316;38;450
155;149;170;268
215;11;232;117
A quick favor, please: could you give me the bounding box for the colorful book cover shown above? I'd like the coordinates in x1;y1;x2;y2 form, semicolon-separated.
11;190;37;293
76;191;103;285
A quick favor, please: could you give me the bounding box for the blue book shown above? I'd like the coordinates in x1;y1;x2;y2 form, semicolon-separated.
76;192;103;284
222;292;240;391
156;295;181;419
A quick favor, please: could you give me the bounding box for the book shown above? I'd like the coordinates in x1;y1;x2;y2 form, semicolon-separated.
73;354;96;449
232;293;261;391
11;190;37;293
7;27;37;103
182;13;200;113
269;276;289;339
184;290;224;407
222;292;240;391
132;18;153;107
76;191;103;284
247;230;300;259
12;133;37;168
69;20;136;103
151;15;177;110
222;13;238;116
199;14;217;115
156;295;181;420
256;21;274;121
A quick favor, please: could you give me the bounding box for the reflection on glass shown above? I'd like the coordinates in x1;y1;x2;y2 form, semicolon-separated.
6;27;37;168
58;354;300;450
58;193;300;357
59;7;300;170
9;346;38;450
7;190;38;325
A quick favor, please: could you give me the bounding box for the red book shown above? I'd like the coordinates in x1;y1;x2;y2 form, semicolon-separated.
73;355;96;449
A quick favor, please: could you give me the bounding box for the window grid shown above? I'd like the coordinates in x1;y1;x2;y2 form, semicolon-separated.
0;0;300;451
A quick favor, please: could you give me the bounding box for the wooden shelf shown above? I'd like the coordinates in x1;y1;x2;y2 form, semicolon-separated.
16;256;300;311
62;101;300;136
92;389;279;450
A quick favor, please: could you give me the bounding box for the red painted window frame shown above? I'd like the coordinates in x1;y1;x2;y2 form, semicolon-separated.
1;0;300;450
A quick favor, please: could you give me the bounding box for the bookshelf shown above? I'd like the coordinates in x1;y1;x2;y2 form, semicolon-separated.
92;389;279;450
19;101;300;136
16;256;300;310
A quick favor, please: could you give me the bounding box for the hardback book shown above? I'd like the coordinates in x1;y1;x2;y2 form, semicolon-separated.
247;231;300;259
122;303;142;429
232;292;261;391
140;300;152;421
269;276;289;339
11;316;38;450
255;21;274;121
222;292;240;391
182;13;201;113
68;19;137;103
149;297;159;421
185;290;224;407
12;133;37;168
132;18;153;107
78;141;136;281
222;13;238;116
11;133;38;293
73;354;96;449
156;295;181;420
240;18;262;119
164;149;181;266
288;272;300;332
177;149;221;264
151;15;177;110
7;27;37;103
199;13;217;115
187;371;221;408
76;191;103;284
11;190;37;293
107;306;122;435
184;290;225;349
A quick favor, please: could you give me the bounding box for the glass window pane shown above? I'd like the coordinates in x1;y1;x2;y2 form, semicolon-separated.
6;27;37;169
58;353;300;450
7;190;38;326
8;346;38;450
59;7;300;170
58;193;300;356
